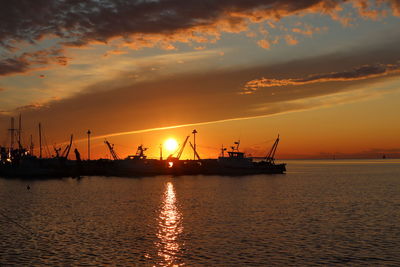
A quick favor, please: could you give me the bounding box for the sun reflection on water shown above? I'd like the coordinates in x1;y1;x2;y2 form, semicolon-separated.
156;182;183;266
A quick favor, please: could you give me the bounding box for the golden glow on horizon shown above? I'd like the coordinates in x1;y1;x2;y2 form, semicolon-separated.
165;138;178;153
46;86;400;160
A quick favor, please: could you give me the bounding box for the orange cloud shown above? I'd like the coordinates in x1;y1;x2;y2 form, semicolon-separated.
352;0;388;19
284;35;298;46
243;62;400;93
292;25;328;36
103;49;128;57
257;39;271;49
246;31;257;38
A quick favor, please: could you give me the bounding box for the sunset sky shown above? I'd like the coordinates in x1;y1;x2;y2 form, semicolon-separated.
1;0;400;159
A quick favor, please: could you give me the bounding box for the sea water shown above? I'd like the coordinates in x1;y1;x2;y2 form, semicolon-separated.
1;159;399;266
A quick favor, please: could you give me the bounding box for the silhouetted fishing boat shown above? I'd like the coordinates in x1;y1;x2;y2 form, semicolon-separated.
198;137;286;175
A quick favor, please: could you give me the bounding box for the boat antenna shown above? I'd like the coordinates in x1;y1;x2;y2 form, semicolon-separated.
231;140;240;152
221;144;227;157
39;122;42;159
18;114;22;150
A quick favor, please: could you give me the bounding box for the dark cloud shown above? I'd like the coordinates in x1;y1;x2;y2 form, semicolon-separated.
15;103;44;111
389;0;400;15
0;1;325;47
1;0;398;51
243;62;400;93
0;57;27;76
0;48;68;76
0;0;398;75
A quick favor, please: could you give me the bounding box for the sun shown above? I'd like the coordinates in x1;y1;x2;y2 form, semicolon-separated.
164;138;178;152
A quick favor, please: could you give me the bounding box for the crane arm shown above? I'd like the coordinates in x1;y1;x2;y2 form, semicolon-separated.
265;135;280;163
176;136;190;159
189;141;201;160
104;139;120;160
62;134;73;158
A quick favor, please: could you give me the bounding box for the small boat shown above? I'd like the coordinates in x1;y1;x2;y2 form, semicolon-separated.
214;137;286;175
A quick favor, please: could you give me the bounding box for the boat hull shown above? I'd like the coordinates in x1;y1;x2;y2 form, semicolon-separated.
0;159;286;178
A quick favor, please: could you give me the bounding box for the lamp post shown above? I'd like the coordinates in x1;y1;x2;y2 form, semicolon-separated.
192;129;197;160
87;129;91;160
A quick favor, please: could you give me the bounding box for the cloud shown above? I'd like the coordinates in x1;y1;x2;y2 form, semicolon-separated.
1;0;397;52
0;0;397;76
257;39;271;49
2;32;400;146
14;103;44;111
0;48;68;76
243;62;400;93
292;24;328;36
284;34;298;46
246;32;257;38
390;0;400;15
7;45;399;141
352;0;387;19
103;49;128;57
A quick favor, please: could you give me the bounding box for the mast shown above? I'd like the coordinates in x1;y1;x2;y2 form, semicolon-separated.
30;134;34;155
39;123;42;159
18;114;22;149
87;129;91;160
9;117;15;150
160;144;163;160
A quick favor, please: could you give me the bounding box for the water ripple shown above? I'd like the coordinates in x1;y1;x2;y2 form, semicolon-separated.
0;161;399;265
